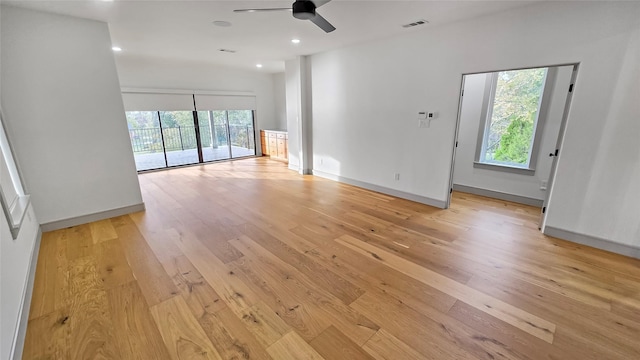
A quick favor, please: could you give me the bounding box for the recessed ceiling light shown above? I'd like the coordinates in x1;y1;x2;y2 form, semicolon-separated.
256;64;263;68
112;46;122;52
213;20;232;27
291;39;301;44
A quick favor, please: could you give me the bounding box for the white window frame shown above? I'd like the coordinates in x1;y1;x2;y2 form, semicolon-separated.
1;108;30;239
473;67;555;175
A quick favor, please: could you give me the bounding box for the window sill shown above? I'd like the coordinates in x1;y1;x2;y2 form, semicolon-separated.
5;194;30;239
473;161;535;176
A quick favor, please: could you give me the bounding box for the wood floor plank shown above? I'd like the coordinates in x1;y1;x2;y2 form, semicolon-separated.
106;281;171;359
168;228;260;313
68;291;121;359
337;234;557;343
111;216;180;306
198;307;274;360
89;219;119;244
95;239;135;290
236;223;365;305
306;240;458;315
28;231;67;319
552;326;639;360
24;158;640;360
447;300;558;360
266;331;326;360
229;235;379;345
190;220;245;263
23;307;70;359
235;300;292;348
309;325;375;360
362;329;425;360
66;256;105;309
134;225;185;265
162;255;227;318
150;296;224;360
61;224;94;261
465;272;640;356
355;289;543;360
227;244;334;341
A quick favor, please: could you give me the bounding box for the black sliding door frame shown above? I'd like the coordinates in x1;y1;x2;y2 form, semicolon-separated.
131;109;257;173
156;111;169;168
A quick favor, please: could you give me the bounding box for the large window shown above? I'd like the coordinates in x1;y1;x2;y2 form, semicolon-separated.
122;92;257;172
126;110;256;172
475;67;549;173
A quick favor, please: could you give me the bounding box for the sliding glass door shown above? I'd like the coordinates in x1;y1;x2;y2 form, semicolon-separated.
126;111;166;171
197;110;231;162
228;110;255;158
126;110;256;172
197;110;256;161
159;111;199;167
123;92;257;172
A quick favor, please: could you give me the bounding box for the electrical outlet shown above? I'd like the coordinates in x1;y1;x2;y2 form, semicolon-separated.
540;180;547;190
394;173;400;181
418;119;428;128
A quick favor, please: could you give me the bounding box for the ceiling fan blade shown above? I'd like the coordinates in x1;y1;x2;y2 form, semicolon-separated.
312;0;332;8
309;13;336;33
233;8;292;13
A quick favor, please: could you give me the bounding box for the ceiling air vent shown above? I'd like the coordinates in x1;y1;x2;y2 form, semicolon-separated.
219;49;237;53
402;19;429;28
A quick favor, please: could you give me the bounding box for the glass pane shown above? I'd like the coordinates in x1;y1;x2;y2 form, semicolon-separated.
126;111;166;171
160;111;199;167
228;110;256;158
197;110;231;162
483;67;547;167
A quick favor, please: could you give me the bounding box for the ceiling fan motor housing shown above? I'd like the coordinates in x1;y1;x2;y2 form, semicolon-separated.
293;0;316;19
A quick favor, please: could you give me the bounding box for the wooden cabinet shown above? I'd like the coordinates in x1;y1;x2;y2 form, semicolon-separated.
260;130;288;163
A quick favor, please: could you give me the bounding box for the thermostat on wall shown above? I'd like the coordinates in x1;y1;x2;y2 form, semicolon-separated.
418;111;437;119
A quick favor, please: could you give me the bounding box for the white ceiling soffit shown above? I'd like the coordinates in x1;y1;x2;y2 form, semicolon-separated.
2;1;536;73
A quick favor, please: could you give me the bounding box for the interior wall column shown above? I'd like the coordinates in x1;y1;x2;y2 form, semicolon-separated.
298;55;313;175
285;56;313;174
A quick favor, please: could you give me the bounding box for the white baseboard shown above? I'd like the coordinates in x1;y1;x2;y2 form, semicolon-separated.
40;203;145;232
312;170;447;209
453;184;544;207
544;226;640;259
10;228;42;360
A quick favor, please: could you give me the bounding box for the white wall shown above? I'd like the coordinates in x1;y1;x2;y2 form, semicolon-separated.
309;2;640;248
1;204;39;360
0;7;42;360
547;26;640;247
453;66;572;201
1;6;143;226
115;54;278;147
272;72;287;130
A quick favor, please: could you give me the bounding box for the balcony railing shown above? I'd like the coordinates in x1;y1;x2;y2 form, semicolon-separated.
129;125;255;153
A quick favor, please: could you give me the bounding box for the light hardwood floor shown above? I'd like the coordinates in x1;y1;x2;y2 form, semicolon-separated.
24;158;640;359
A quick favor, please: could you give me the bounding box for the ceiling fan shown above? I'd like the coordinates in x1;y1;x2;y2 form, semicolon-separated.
234;0;336;33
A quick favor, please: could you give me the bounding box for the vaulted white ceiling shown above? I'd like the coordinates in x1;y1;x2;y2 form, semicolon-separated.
3;1;536;72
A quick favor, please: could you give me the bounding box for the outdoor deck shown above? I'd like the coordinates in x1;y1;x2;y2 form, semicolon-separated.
134;146;255;171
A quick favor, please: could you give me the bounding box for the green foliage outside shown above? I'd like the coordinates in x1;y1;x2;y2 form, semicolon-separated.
485;68;547;165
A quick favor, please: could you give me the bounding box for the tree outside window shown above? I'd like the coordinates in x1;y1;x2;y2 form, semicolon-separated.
479;67;548;169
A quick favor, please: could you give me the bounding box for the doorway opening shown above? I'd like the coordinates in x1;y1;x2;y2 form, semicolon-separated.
447;63;579;230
